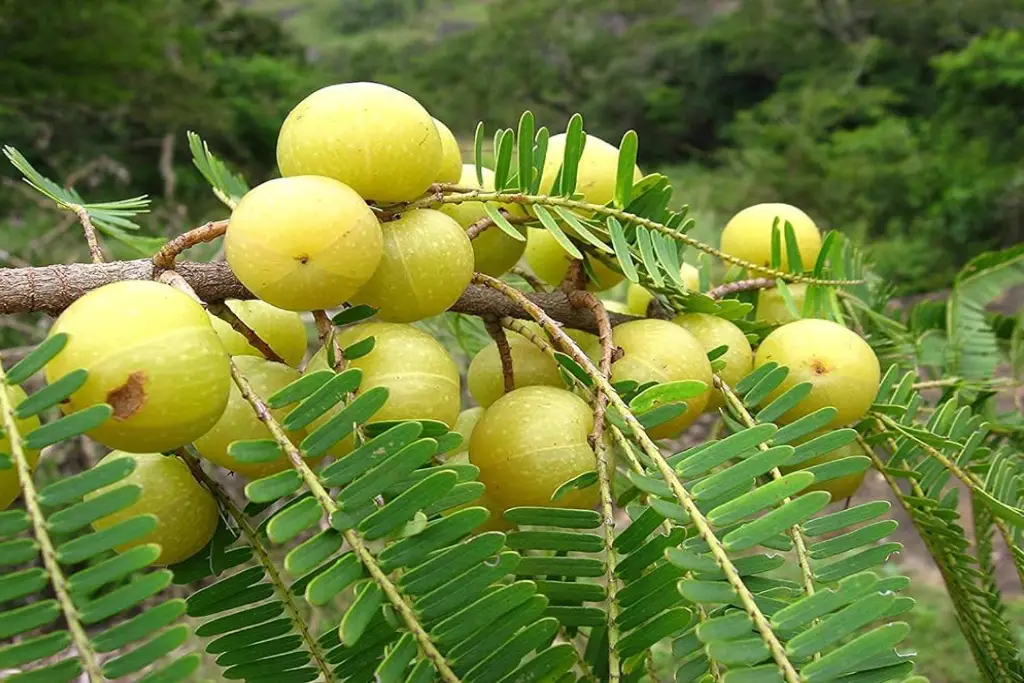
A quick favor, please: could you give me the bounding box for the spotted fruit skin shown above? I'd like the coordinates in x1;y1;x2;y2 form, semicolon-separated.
194;356;316;479
721;203;821;272
610;319;712;439
433;118;462;184
673;313;752;411
0;386;41;511
351;209;474;322
754;318;880;429
226;176;382;312
524;228;623;291
440;165;527;277
627;263;700;316
756;284;807;325
469;385;598;513
781;440;866;501
88;451;217;566
209;299;308;367
44;280;231;453
276;82;442;203
468;329;563;408
539;133;643;208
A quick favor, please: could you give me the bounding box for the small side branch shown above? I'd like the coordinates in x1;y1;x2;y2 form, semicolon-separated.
509;267;549;293
208;301;284;364
152;219;229;271
707;278;776;300
69;203;105;264
484;316;515;394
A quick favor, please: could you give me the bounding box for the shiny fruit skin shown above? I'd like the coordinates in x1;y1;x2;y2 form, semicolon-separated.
194;356;316;479
351;209;474;322
433;118;462;184
88;451;217;566
44;280;231;453
277;82;442;203
469;386;598;512
468;329;563;407
610;320;712;439
756;284;807;325
673;313;752;411
225;176;382;312
781;441;866;501
440;165;527;277
721;203;822;272
539;133;643;208
0;386;41;511
754;318;880;429
626;263;700;316
209;299;308;367
524;228;623;291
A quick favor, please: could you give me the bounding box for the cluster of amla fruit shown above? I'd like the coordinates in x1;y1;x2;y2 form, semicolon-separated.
3;80;881;565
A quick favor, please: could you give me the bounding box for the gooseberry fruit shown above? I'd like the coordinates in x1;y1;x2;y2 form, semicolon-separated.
601;299;631;315
0;386;41;511
89;451;217;566
440;165;527;277
756;284;807;325
609;319;712;439
446;406;485;464
44;280;231;453
539;132;642;207
720;203;822;272
467;327;563;407
469;385;598;512
277;82;442;203
193;356;316;479
209;299;308;367
626;263;700;316
524;228;623;291
754;318;880;429
781;439;866;501
351;209;474;322
433;118;462;184
225;176;382;312
672;312;752;411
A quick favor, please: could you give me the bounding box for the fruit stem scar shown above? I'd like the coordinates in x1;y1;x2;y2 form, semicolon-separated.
107;371;148;420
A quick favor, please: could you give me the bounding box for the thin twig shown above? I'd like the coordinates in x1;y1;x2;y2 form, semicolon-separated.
706;278;776;300
313;310;346;372
68;203;104;263
509;267;549;292
208;301;284;364
484;316;515;394
152;219;228;271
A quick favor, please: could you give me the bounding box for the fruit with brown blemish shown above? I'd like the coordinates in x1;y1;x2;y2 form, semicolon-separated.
88;451;218;565
433;118;462;184
350;208;474;322
276;81;443;202
672;312;752;410
225;175;382;312
0;385;41;511
626;263;700;316
208;299;308;367
720;202;822;272
524;228;623;291
467;325;563;407
754;318;880;429
43;280;231;453
756;284;807;325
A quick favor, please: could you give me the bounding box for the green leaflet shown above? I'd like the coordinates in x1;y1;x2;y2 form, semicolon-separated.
15;369;87;418
93;600;187;653
4;333;69;385
280;368;362;430
245;470;303;503
57;514;157;565
47;484;141;534
227;439;282;464
341;581;384;647
301;386;390;459
24;404;112;450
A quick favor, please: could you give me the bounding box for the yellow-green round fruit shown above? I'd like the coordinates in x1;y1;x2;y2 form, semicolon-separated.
351;209;473;322
194;356;315;479
781;440;866;501
306;323;461;456
672;313;752;411
756;285;807;325
539;133;643;207
525;228;623;291
626;263;700;316
433;118;462;184
610;319;712;439
445;407;485;464
0;386;41;511
209;299;307;367
277;82;442;202
89;451;217;566
721;203;822;272
754;318;880;429
601;299;631;315
468;329;563;408
469;386;598;512
225;176;382;312
440;165;527;277
44;281;231;453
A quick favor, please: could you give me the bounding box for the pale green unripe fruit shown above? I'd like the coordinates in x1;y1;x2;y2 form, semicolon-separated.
209;299;308;367
194;356;317;479
351;209;474;322
433;118;462;184
672;313;752;411
0;386;41;511
525;228;624;291
44;280;231;453
627;263;700;316
601;299;631;315
467;328;563;408
226;176;382;312
89;451;218;566
754;318;880;429
609;319;713;439
539;133;643;208
277;82;442;202
756;284;807;325
441;165;527;277
721;203;822;272
469;386;598;513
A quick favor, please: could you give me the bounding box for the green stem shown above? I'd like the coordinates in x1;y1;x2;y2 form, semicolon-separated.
0;364;102;681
